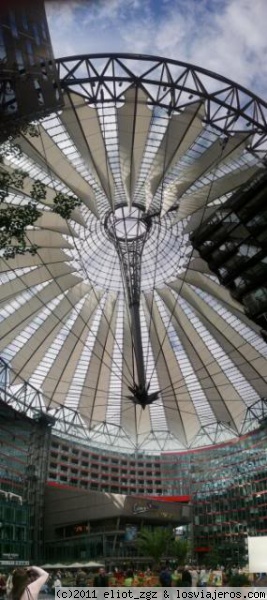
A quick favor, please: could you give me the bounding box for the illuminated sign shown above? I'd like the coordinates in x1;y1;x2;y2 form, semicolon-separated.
124;496;185;521
132;502;158;514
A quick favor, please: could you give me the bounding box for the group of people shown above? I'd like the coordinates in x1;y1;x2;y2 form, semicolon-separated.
0;564;209;596
74;565;210;587
0;566;111;597
0;562;234;598
159;565;209;587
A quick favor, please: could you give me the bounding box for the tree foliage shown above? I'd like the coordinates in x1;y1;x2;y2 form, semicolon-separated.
0;169;28;202
0;136;81;259
0;121;40;145
171;537;189;565
203;545;221;569
137;527;174;566
53;192;81;219
0;203;41;259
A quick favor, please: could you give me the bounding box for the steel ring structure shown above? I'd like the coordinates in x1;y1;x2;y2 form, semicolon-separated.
1;54;267;453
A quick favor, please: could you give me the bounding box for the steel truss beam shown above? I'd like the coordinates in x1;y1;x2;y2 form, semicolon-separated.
0;357;266;454
56;54;267;156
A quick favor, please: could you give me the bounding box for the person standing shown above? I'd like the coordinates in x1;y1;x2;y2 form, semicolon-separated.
0;575;6;598
93;567;109;587
52;572;62;589
159;566;172;587
181;566;192;587
9;566;49;600
124;570;134;587
190;567;199;588
76;569;87;587
198;567;209;587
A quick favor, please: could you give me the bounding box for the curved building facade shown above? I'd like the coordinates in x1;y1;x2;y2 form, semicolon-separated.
44;421;267;565
1;386;267;564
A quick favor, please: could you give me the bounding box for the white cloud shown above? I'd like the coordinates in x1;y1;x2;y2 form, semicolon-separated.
45;0;267;100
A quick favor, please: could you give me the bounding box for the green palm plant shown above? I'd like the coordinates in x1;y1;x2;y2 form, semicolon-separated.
171;538;189;565
137;527;173;567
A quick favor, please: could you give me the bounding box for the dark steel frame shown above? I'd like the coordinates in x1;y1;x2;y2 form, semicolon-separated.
56;53;267;157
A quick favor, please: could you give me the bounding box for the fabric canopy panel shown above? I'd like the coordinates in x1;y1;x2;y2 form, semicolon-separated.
0;54;267;453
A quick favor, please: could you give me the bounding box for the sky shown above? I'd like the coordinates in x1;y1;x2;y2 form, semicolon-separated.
45;0;267;102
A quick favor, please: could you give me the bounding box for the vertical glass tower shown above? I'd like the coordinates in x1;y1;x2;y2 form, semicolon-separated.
0;0;62;137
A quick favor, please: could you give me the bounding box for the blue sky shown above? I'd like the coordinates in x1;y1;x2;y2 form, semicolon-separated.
45;0;267;100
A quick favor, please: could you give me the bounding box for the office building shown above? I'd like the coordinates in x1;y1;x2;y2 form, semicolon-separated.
0;0;62;137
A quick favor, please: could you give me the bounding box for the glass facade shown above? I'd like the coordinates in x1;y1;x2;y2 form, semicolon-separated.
0;401;32;496
45;521;182;564
0;497;29;562
0;401;31;563
45;517;151;563
0;0;62;133
191;171;267;334
161;425;267;565
1;395;267;565
43;487;189;563
0;400;53;563
45;425;267;565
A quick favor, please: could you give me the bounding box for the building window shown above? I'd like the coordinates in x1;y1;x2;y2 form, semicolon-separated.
9;10;18;38
0;26;6;62
32;23;40;45
41;21;47;40
15;49;25;74
26;40;34;65
21;10;28;30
